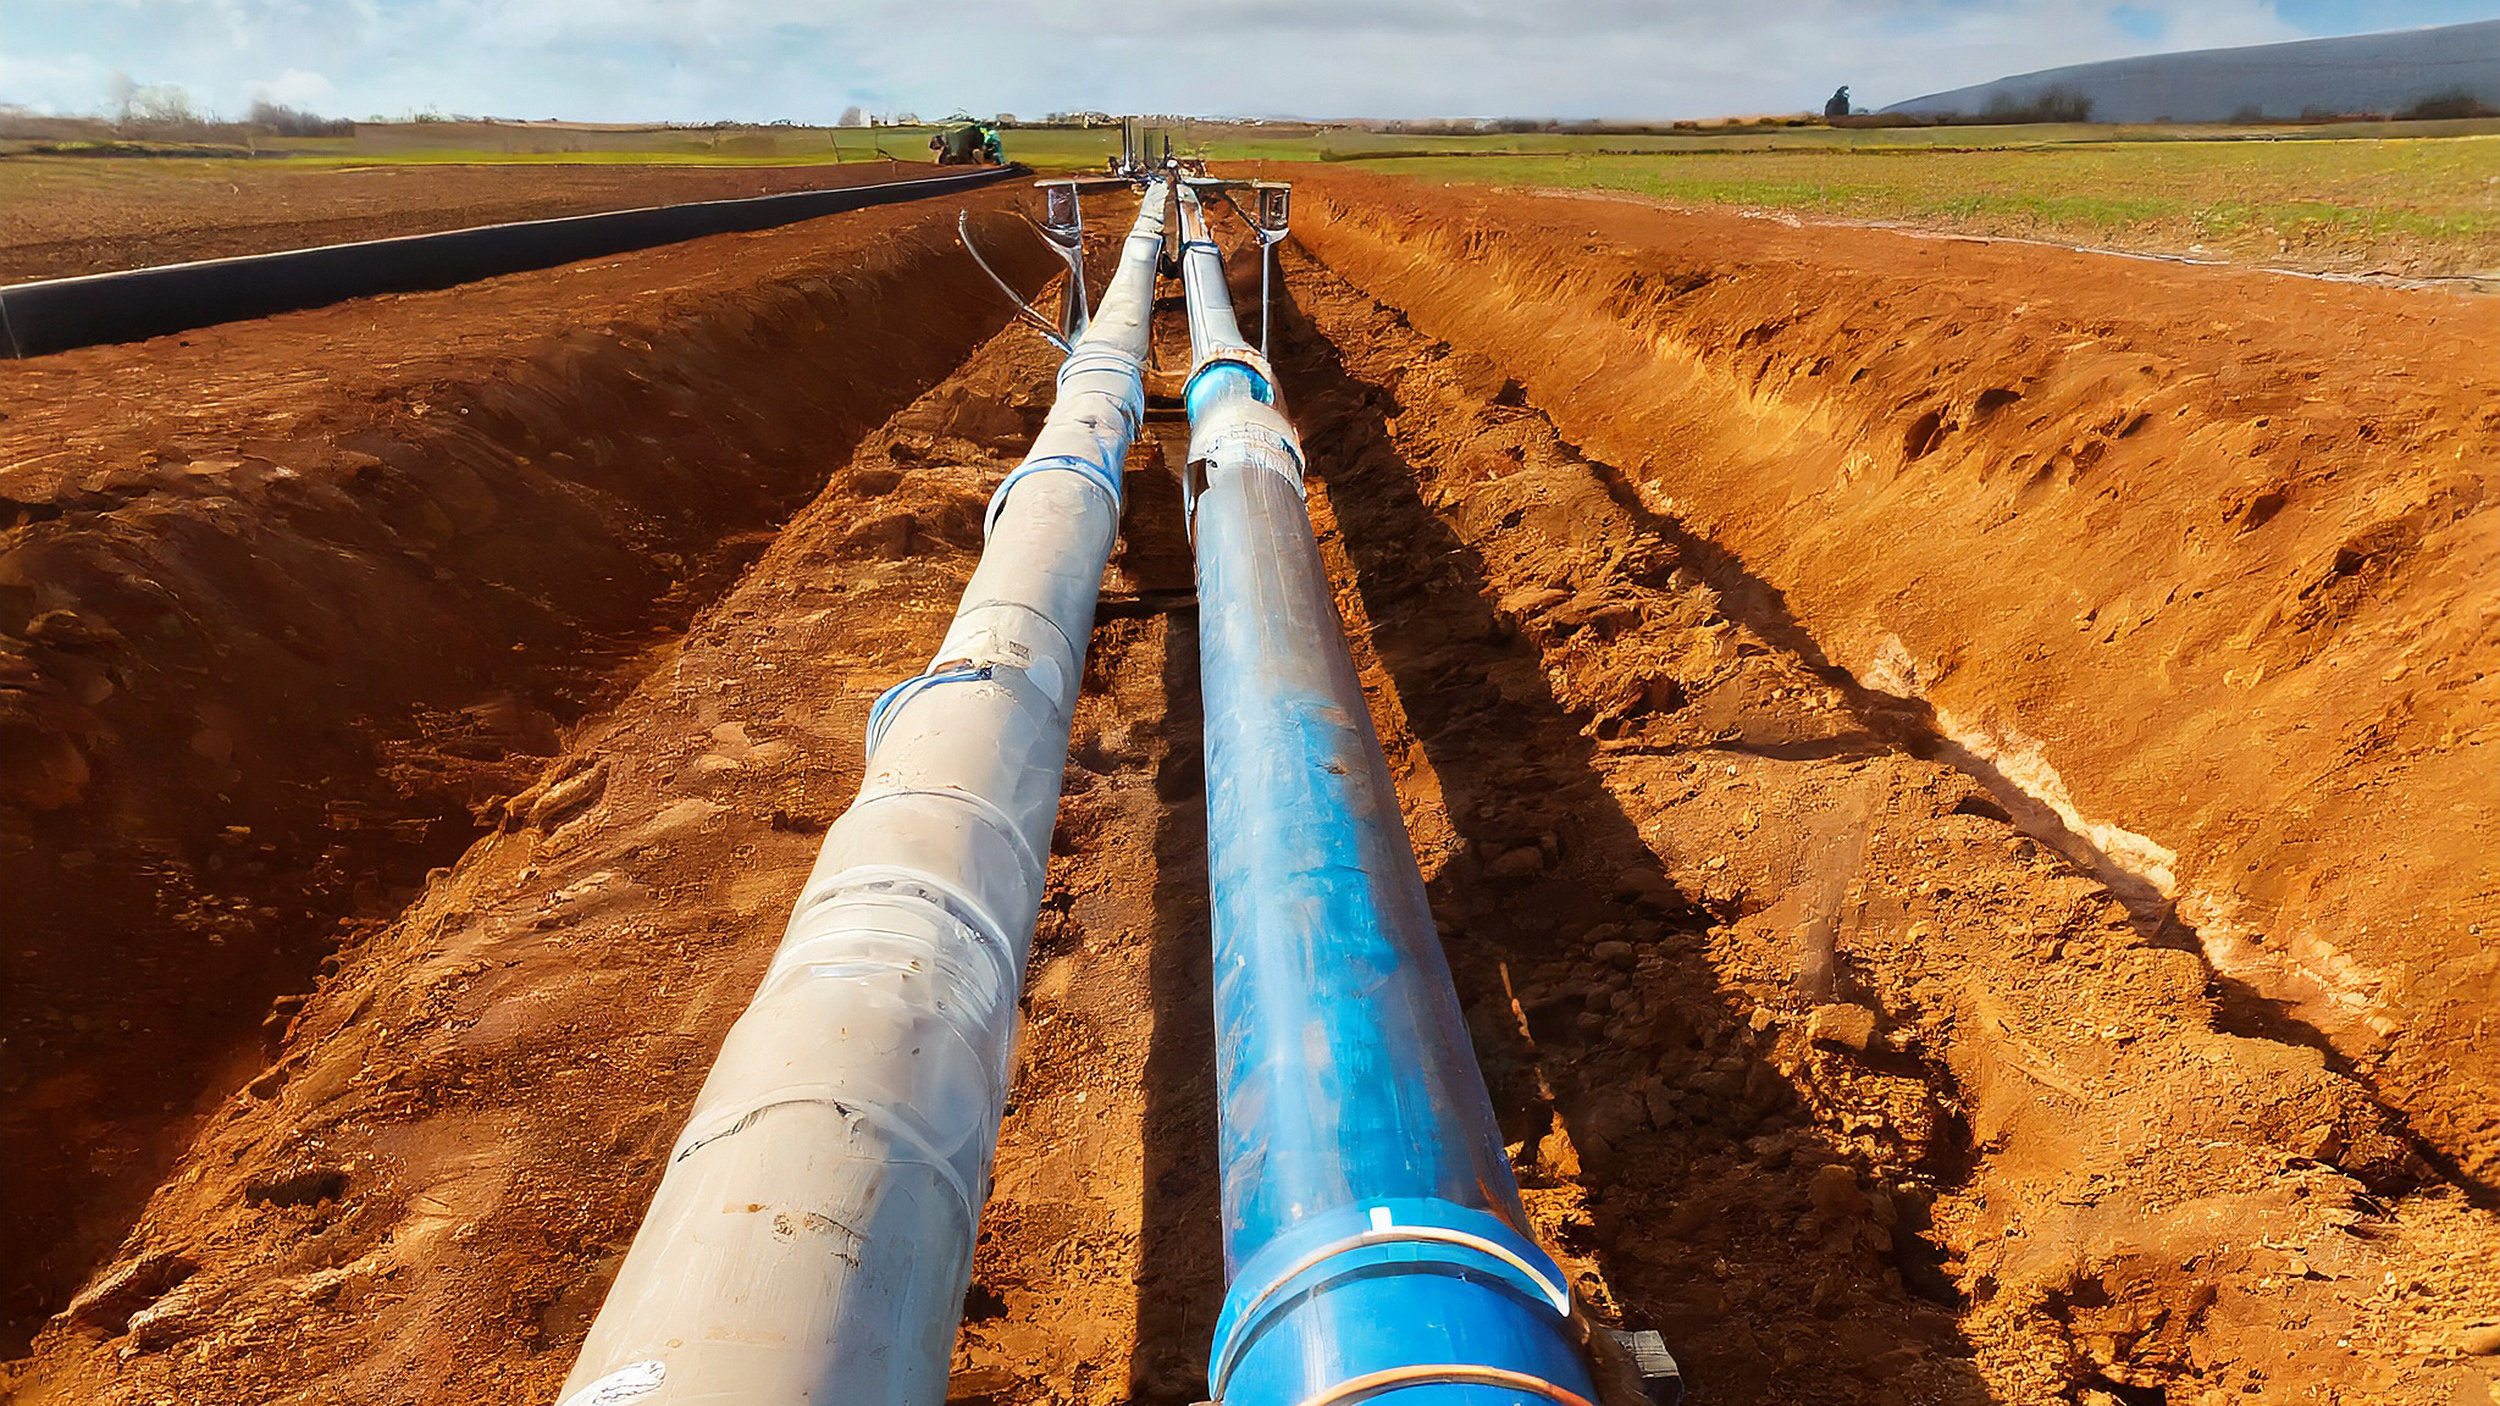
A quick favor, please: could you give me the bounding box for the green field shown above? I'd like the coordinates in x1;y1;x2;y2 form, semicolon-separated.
1109;119;2500;279
7;116;2492;280
1337;134;2500;277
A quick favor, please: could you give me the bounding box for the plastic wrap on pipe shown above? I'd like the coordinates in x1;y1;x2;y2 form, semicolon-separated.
555;181;1169;1406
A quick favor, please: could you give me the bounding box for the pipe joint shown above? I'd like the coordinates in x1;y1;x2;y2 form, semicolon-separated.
1207;1198;1576;1404
814;785;1046;921
863;664;995;757
1187;397;1304;513
666;890;1028;1224
1056;341;1149;399
1184;346;1276;415
937;603;1082;707
982;452;1124;540
769;883;1018;1000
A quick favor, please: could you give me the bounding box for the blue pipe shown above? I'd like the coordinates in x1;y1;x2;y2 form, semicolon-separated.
1175;185;1598;1406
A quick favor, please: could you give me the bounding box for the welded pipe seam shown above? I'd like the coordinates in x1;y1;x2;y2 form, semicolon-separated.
769;889;1014;981
1182;347;1278;408
668;1087;985;1227
797;787;1042;939
864;665;995;756
862;617;1089;758
666;893;1022;1178
982;454;1124;539
780;856;1015;937
767;894;1020;1012
923;608;1086;711
1057;339;1150;393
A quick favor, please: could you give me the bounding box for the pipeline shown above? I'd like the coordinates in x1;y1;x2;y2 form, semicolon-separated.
1174;182;1600;1406
554;179;1169;1406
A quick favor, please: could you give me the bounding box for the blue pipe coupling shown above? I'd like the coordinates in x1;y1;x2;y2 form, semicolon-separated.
1207;1198;1593;1406
1183;345;1277;419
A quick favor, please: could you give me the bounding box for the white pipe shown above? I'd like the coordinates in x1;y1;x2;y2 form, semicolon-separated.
555;180;1169;1406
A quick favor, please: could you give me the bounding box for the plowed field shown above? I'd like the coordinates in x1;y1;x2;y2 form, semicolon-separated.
0;158;934;286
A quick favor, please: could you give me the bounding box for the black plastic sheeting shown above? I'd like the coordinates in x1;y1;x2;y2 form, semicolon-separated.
0;163;1023;359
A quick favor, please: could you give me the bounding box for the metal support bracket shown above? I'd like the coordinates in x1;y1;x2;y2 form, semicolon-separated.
957;209;1073;355
1035;180;1089;344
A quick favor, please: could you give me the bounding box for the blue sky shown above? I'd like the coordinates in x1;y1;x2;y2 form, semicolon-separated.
0;0;2491;123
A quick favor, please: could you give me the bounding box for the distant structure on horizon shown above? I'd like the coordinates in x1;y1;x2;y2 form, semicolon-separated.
1883;20;2500;123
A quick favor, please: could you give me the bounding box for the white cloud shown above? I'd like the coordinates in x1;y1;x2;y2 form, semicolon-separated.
0;0;2457;122
246;66;333;108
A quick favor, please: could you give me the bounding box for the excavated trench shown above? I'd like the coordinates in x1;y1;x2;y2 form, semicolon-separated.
5;182;2496;1406
0;197;1056;1358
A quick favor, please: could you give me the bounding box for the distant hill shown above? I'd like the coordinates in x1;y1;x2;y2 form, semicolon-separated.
1882;20;2500;123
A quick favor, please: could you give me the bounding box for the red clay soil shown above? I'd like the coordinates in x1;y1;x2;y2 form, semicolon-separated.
0;190;1054;1356
5;178;2498;1406
1290;170;2500;1197
1;261;1092;1406
1267;247;2499;1405
0;158;936;286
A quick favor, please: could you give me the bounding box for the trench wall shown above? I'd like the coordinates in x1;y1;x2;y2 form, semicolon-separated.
0;196;1056;1346
2;244;1074;1406
1290;171;2500;1184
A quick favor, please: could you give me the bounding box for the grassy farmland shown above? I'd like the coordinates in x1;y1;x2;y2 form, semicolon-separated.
1338;133;2500;278
3;115;2492;281
1080;117;2500;278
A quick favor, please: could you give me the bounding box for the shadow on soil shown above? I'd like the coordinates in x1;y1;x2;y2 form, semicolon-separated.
1264;264;2000;1405
1121;423;1228;1404
1552;361;2490;1211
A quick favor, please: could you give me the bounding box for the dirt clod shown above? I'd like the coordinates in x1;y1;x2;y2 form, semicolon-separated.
1805;1004;1879;1052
